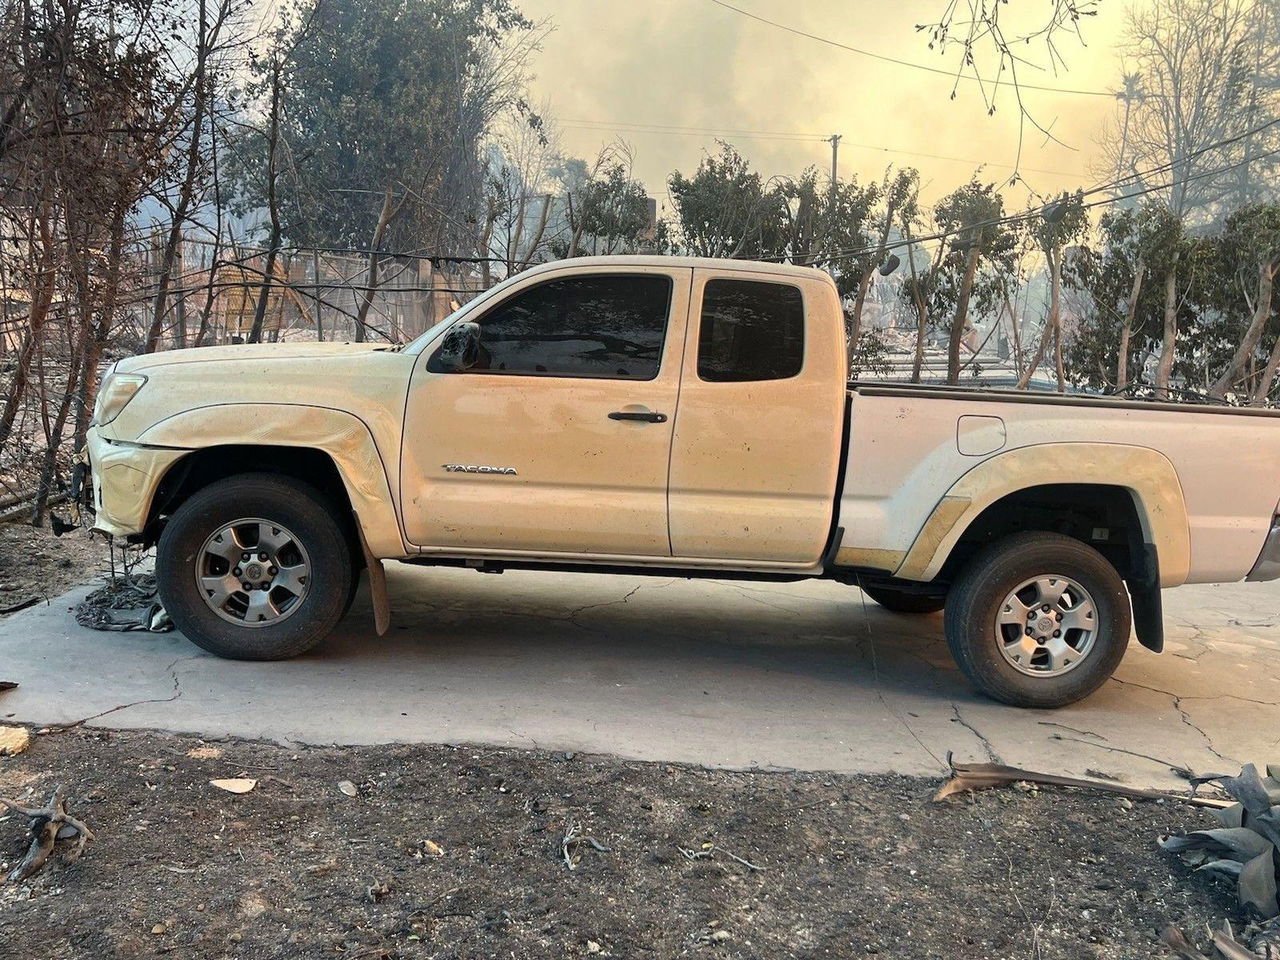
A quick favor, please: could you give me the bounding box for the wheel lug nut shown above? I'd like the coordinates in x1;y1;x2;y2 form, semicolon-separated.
1053;630;1061;637
241;581;252;591
267;566;277;575
241;553;250;561
1025;626;1034;636
258;552;268;562
1055;612;1063;621
234;567;242;576
261;581;271;590
1041;604;1051;612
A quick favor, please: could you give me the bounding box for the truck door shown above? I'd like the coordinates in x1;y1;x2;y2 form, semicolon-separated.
401;265;691;557
668;270;846;564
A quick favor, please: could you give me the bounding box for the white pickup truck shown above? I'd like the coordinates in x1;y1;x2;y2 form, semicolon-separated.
84;256;1280;708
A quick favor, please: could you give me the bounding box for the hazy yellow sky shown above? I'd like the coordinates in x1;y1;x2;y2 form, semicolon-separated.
518;0;1142;211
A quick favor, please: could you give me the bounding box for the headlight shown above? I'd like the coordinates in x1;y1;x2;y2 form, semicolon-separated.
93;367;147;426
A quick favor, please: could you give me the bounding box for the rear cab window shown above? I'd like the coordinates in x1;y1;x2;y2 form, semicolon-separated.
697;278;805;382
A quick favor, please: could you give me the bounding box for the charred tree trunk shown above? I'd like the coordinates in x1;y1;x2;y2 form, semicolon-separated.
0;209;55;449
1117;256;1144;392
946;245;981;385
248;61;283;345
145;0;214;353
353;187;398;342
1210;259;1276;400
1252;332;1280;407
903;234;928;384
851;197;897;353
312;249;324;341
72;196;129;453
1154;257;1179;397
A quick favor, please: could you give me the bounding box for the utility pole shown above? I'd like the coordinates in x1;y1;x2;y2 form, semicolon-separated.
827;134;842;200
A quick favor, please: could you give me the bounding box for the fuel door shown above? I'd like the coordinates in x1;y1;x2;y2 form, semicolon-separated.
956;415;1007;457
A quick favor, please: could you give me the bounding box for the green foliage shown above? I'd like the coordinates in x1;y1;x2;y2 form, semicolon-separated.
1062;202;1204;392
934;180;1012;256
1031;192;1089;255
929;179;1021;329
552;157;652;257
666;143;782;259
665;143;877;274
231;0;531;249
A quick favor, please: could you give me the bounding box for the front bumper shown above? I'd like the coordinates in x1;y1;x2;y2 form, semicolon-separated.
1246;513;1280;582
85;427;190;539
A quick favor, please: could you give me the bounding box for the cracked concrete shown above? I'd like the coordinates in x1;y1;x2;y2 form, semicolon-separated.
0;565;1277;789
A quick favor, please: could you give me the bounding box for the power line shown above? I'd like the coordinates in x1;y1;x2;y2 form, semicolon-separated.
1080;115;1280;199
783;140;1280;268
560;117;1083;178
703;0;1117;98
559;118;824;142
830;137;1080;180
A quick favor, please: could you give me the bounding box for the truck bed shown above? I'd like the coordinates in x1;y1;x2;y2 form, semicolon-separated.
836;383;1280;585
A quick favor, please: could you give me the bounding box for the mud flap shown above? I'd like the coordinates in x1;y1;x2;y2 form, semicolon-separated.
1128;542;1164;653
355;524;391;636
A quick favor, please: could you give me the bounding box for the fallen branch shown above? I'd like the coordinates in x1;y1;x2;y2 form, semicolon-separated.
1045;733;1196;780
1163;921;1278;960
1213;929;1266;960
560;818;609;871
678;843;765;872
933;754;1232;809
0;786;94;881
1161;925;1213;960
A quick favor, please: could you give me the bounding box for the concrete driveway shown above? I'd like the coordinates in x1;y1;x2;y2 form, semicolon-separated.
1;564;1277;788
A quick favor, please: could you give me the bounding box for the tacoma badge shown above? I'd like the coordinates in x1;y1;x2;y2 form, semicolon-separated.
442;464;518;475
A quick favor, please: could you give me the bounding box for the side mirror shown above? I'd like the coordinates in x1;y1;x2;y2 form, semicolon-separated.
438;322;481;372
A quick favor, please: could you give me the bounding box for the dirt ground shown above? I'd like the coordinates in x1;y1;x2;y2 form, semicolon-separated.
0;523;104;617
0;726;1247;960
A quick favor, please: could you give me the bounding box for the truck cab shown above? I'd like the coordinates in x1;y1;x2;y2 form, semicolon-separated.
398;258;846;568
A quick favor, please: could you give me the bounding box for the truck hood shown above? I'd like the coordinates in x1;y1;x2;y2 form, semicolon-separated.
116;341;396;374
100;340;417;447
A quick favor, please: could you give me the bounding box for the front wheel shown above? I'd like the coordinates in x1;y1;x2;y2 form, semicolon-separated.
157;473;354;660
944;532;1131;708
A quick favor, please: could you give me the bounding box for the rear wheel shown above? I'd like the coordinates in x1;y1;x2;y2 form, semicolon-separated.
944;532;1131;708
157;473;354;660
861;584;945;615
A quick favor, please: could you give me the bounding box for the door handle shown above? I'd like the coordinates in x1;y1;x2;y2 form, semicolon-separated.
608;410;668;423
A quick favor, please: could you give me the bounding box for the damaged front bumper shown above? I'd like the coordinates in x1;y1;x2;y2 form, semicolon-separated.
84;427;190;539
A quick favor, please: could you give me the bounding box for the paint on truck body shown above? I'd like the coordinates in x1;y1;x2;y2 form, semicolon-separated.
84;255;1280;615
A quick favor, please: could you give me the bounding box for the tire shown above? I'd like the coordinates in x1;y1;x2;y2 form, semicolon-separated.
862;584;945;615
342;568;363;618
944;532;1131;708
157;473;354;660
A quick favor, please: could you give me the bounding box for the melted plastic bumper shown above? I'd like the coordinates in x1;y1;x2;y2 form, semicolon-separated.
85;428;189;538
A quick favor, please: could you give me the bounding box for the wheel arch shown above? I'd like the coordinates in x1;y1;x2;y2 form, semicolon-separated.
894;443;1191;590
137;403;407;559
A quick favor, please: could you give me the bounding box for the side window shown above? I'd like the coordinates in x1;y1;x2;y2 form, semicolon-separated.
459;274;672;380
697;279;804;382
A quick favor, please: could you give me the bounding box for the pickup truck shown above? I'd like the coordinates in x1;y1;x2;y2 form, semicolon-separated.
84;255;1280;708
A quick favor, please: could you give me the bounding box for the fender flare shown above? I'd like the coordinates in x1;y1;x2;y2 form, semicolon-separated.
893;442;1191;589
138;402;406;560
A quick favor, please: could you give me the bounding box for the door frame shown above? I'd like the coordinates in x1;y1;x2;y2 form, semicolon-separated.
399;263;696;558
